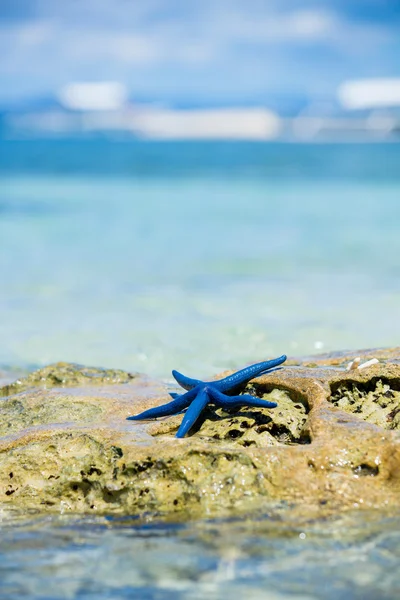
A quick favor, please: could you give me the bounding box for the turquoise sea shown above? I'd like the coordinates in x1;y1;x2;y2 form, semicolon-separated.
1;140;400;379
1;139;400;599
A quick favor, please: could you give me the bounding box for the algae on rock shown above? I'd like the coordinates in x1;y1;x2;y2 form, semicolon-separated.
0;362;136;397
330;379;400;430
193;388;309;448
1;352;400;519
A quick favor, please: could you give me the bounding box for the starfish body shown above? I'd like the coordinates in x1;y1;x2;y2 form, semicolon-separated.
127;354;287;438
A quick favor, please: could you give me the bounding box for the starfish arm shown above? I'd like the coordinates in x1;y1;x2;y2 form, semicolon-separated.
127;389;194;421
207;387;277;409
171;369;203;391
176;388;210;438
169;392;179;399
215;355;287;393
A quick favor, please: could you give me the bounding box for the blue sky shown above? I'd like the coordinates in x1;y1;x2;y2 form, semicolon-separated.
1;0;399;106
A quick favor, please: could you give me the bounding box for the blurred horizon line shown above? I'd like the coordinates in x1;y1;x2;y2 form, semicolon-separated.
2;77;400;143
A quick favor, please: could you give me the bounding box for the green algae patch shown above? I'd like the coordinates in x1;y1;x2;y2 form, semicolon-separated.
110;448;265;516
1;430;268;517
0;392;102;436
0;362;136;397
1;432;118;510
330;379;400;430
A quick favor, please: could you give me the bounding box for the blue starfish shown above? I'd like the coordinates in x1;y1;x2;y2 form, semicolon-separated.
127;355;286;438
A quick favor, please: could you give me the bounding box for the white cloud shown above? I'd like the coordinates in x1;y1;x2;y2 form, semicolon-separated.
208;8;336;43
65;31;161;65
0;12;221;77
287;10;335;38
0;0;398;100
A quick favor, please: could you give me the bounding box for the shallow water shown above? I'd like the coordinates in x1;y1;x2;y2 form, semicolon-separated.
1;140;400;599
1;509;400;599
1;141;400;379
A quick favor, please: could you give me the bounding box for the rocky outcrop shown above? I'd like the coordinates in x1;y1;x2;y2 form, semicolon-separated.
1;350;400;518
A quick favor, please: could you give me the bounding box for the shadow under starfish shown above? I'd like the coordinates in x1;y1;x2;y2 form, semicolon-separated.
127;354;287;438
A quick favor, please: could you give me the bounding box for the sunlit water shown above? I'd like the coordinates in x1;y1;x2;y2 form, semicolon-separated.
1;141;400;379
1;140;400;599
1;509;400;599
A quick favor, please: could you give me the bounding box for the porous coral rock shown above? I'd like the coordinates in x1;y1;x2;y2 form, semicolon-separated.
1;352;400;518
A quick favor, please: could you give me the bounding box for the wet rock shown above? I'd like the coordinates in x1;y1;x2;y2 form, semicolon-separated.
1;353;400;518
0;362;136;398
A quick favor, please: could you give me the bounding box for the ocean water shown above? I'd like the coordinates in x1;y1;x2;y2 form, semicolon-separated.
1;140;399;379
1;139;400;599
1;509;400;599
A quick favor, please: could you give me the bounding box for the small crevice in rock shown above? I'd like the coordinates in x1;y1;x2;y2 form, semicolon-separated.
353;464;379;477
330;378;400;430
85;466;103;477
330;377;400;396
192;387;310;447
102;487;126;504
250;383;310;413
111;446;123;458
122;460;155;477
70;480;92;497
224;429;244;440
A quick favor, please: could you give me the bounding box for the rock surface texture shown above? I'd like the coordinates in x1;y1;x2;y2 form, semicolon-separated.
1;349;400;518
